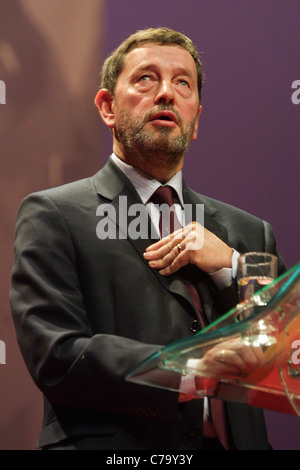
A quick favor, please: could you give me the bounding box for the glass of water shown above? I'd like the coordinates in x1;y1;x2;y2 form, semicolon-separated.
237;252;278;346
237;252;278;301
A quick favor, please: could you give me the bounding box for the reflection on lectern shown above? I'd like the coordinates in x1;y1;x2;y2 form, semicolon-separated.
127;263;300;416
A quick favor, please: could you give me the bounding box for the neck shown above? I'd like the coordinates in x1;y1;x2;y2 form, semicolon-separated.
113;147;184;184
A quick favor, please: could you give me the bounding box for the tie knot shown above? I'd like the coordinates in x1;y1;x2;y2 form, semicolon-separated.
150;185;176;207
150;186;181;236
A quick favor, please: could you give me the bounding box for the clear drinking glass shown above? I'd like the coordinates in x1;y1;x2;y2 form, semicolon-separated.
237;252;278;301
237;252;279;345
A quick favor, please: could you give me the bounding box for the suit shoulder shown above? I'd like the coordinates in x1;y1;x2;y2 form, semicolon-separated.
188;188;263;225
21;175;97;208
206;195;262;223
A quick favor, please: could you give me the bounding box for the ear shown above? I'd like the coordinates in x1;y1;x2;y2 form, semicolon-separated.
191;105;202;141
94;89;115;128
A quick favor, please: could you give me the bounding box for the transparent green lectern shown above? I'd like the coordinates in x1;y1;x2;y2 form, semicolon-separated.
127;263;300;416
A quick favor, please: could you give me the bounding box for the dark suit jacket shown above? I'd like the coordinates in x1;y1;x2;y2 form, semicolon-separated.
10;156;285;450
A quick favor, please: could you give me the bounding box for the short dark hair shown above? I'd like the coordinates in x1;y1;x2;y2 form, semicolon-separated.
100;27;203;102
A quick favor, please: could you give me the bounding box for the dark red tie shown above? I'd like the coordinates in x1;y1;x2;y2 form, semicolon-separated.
150;185;230;450
150;186;205;325
150;186;181;237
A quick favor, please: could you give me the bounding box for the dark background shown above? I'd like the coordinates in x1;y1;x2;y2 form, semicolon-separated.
0;0;299;449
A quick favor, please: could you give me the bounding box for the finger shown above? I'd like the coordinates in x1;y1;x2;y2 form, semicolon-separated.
220;343;263;374
204;347;244;377
148;243;183;270
147;240;189;274
241;345;264;368
216;348;246;372
145;227;185;251
171;226;187;241
144;233;186;261
228;338;264;369
158;249;188;276
144;241;173;261
145;236;171;253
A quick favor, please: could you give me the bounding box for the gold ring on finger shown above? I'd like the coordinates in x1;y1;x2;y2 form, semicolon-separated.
177;244;183;253
220;349;226;363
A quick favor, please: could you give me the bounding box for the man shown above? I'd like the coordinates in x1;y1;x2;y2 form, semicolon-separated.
10;27;284;450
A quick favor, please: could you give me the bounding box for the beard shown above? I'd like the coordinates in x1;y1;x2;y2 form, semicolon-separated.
114;105;198;168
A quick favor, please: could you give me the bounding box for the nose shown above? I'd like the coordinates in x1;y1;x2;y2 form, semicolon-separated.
154;79;174;105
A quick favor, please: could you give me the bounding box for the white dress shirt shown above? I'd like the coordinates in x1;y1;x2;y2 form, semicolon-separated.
111;153;239;288
111;153;240;401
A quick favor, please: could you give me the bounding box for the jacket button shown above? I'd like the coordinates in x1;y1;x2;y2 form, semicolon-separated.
190;320;201;334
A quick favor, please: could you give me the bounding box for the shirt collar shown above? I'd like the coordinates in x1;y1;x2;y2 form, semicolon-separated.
111;153;184;206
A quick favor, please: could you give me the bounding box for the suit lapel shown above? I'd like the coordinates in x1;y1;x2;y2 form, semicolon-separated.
93;158;195;309
182;182;229;323
93;157;229;324
93;156;158;251
182;182;228;243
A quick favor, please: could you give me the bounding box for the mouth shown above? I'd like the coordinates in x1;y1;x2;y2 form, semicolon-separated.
149;111;178;126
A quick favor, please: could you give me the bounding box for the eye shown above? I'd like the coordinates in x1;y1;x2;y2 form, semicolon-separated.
138;75;152;82
178;79;190;87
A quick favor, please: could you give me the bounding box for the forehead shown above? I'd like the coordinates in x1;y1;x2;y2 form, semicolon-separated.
121;43;197;77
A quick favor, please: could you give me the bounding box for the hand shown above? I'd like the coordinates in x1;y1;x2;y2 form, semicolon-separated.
144;222;233;275
198;337;265;379
179;338;267;400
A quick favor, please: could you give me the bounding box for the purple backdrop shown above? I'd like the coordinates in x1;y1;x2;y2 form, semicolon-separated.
1;0;299;450
102;0;300;449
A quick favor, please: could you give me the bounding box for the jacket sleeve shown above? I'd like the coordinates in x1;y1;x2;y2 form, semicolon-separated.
9;193;180;420
263;220;286;274
211;218;286;316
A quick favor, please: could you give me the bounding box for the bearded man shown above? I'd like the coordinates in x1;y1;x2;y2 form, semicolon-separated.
10;27;284;450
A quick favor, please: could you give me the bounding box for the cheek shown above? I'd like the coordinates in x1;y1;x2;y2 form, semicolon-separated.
118;88;153;112
182;103;200;125
130;96;153;116
180;105;200;139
